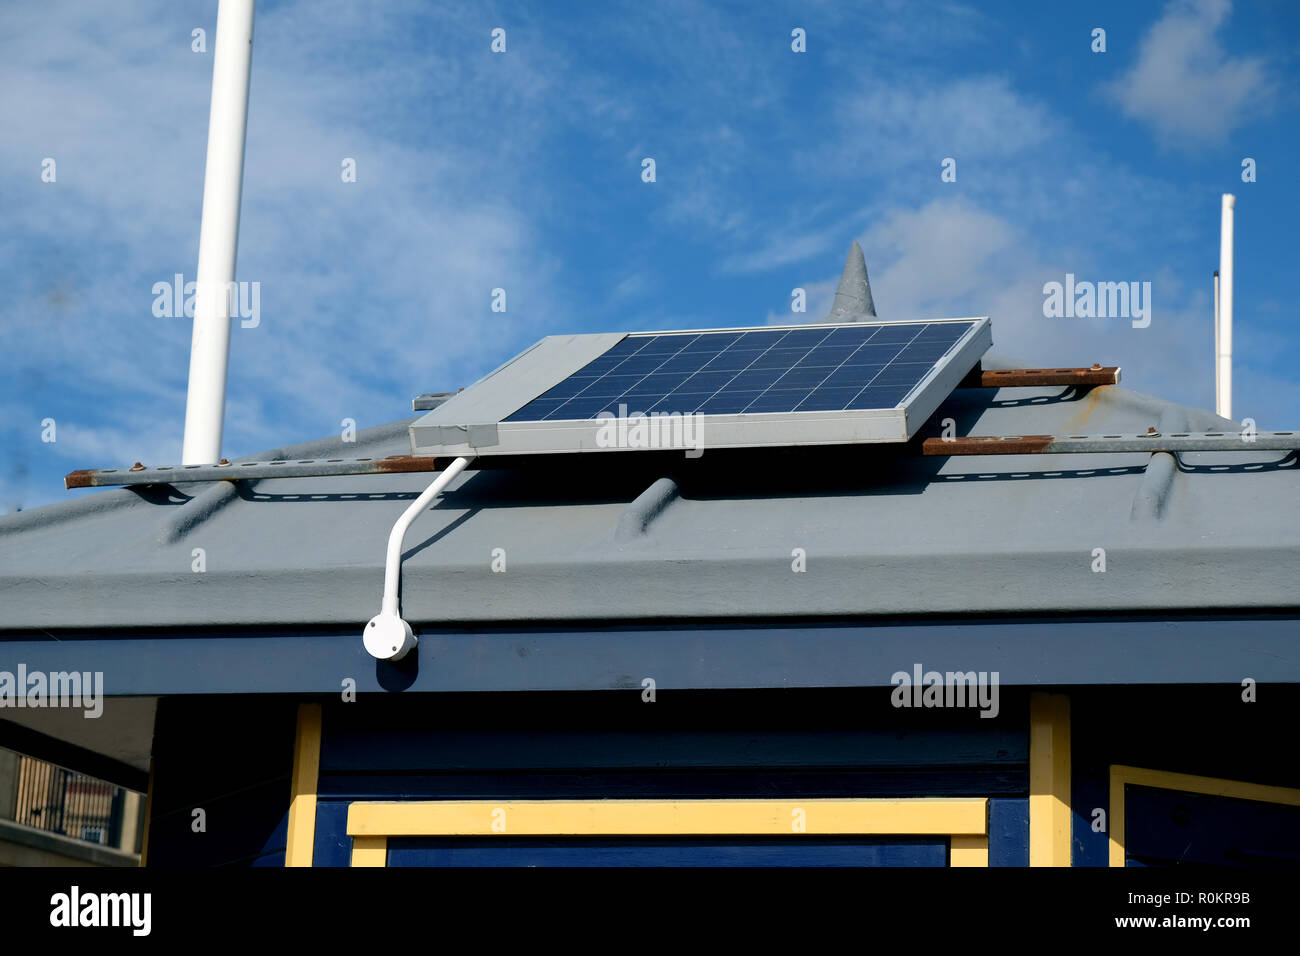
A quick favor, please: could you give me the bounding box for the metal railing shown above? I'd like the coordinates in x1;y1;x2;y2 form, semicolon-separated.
3;751;135;850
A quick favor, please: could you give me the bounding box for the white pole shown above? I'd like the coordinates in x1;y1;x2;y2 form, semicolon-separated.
1213;269;1219;414
181;0;256;465
1217;194;1234;421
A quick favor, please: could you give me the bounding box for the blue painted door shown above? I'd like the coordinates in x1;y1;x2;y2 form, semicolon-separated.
1125;787;1300;866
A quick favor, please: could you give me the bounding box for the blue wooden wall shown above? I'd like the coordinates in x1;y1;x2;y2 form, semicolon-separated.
142;685;1300;867
310;689;1031;867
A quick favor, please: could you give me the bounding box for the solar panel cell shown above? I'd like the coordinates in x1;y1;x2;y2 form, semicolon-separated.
797;387;864;411
681;370;739;391
796;346;858;367
681;332;741;351
915;323;966;342
870;323;926;343
539;377;594;399
702;350;763;371
772;367;832;388
728;368;784;390
549;398;605;419
637;372;692;391
896;342;953;362
872;363;933;385
822;366;883;388
606;357;663;375
653;356;706;373
572;360;623;377
847;344;905;364
851;385;912;407
579;374;645;397
638;336;696;353
825;325;878;342
750;348;809;369
778;328;834;348
696;392;764;414
745;390;810;413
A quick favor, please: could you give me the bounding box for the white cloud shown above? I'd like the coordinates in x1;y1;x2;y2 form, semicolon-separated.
809;75;1059;182
718;226;841;276
860;198;1020;316
1105;0;1275;144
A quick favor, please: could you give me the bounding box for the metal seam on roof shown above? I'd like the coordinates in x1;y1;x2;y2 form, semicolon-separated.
1130;406;1187;522
615;477;680;542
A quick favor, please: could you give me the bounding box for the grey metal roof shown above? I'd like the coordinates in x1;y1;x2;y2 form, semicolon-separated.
1;364;1296;632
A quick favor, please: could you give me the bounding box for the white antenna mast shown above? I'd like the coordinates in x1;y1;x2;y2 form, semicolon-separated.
1216;194;1234;421
181;0;256;465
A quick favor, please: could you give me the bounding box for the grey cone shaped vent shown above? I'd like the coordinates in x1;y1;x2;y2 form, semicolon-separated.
825;241;877;321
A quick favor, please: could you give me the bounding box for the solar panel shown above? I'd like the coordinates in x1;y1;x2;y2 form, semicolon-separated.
504;322;971;422
410;317;991;457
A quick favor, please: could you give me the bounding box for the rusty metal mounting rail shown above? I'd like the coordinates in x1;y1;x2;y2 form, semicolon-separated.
65;455;443;489
65;431;1300;488
922;430;1300;456
956;364;1120;388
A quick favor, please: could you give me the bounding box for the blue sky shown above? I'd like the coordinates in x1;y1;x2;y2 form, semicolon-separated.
1;0;1297;511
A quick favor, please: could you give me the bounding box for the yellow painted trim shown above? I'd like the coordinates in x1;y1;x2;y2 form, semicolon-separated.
139;759;154;868
949;835;989;867
345;797;989;866
347;798;987;838
1029;691;1071;867
351;836;388;867
1108;764;1300;867
285;703;323;867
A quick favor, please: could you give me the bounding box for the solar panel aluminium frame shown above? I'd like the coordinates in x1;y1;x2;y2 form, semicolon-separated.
409;317;992;457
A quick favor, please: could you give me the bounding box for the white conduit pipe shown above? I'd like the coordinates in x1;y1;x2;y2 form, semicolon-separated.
364;455;473;660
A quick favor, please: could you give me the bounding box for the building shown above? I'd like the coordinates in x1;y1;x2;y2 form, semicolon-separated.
2;247;1298;867
0;744;145;866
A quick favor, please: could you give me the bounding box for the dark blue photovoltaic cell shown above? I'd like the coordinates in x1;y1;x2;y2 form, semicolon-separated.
503;321;976;422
